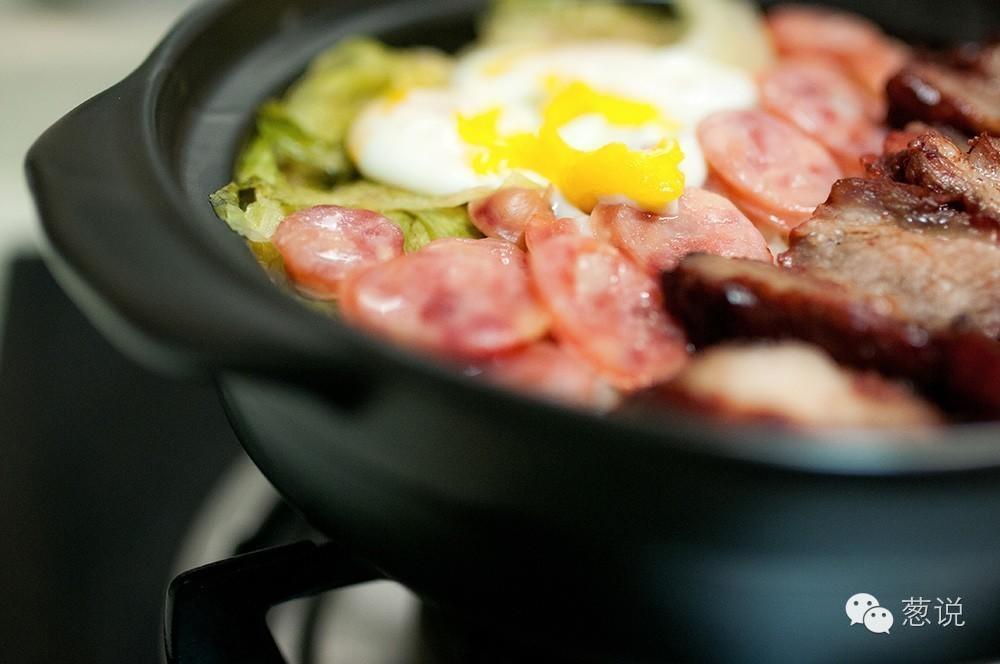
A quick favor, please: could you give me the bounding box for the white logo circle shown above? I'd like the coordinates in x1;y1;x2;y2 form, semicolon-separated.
845;593;880;625
864;606;894;634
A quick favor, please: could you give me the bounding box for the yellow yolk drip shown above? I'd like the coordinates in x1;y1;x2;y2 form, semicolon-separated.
456;81;685;212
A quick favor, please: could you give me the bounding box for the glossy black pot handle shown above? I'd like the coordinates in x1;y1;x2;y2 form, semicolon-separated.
26;74;361;381
165;541;382;664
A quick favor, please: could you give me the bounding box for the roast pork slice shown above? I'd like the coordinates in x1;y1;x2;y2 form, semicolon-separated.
781;178;1000;338
887;57;1000;136
655;342;943;429
874;131;1000;225
662;253;1000;418
663;253;935;379
946;41;1000;79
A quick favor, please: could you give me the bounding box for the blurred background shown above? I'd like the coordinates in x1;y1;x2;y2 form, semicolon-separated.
0;0;197;259
0;1;246;662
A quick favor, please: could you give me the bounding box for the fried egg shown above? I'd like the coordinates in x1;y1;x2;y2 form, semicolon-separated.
348;41;757;214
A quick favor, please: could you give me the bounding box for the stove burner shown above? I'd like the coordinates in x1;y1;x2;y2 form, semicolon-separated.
170;460;421;663
169;461;613;664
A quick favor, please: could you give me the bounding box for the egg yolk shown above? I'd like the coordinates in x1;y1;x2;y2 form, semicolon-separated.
457;81;685;213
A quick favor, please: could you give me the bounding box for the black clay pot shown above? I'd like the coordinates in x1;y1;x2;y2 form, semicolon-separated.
27;1;1000;662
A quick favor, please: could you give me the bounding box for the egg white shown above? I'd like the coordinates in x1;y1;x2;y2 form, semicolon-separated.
348;41;757;204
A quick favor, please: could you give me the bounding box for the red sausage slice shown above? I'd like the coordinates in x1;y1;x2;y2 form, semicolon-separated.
768;5;908;99
420;236;513;256
760;60;885;176
529;235;688;391
473;342;621;411
524;215;593;253
845;39;910;99
341;238;550;358
468;187;555;245
883;126;928;155
592;189;772;274
697;110;842;232
702;175;799;250
768;6;882;63
273;205;404;300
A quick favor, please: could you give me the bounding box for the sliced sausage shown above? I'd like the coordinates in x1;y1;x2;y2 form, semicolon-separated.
767;6;907;100
524;215;594;253
341;238;550;358
714;184;792;248
702;174;792;252
882;125;930;156
697;110;842;232
768;5;882;60
760;59;886;175
472;342;621;411
845;38;910;99
468;187;554;246
272;205;404;300
592;189;772;274
529;235;688;391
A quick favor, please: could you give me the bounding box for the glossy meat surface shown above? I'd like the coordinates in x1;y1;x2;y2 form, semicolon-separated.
657;342;942;428
782;178;1000;337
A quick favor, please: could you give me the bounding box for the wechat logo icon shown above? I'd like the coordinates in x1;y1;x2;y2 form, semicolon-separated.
847;593;893;635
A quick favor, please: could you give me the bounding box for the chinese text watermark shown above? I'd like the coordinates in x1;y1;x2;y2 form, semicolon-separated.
847;594;965;635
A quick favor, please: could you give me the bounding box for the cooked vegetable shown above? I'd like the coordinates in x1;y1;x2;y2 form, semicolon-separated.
479;0;685;47
210;180;289;244
383;208;480;254
479;0;773;73
674;0;775;73
248;102;350;188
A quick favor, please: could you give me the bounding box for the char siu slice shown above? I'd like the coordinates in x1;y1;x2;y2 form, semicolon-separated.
781;178;1000;338
887;50;1000;136
662;253;1000;417
873;130;1000;226
654;342;943;429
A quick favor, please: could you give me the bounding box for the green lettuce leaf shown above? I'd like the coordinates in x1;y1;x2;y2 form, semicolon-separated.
385;208;481;253
234;133;282;184
235;38;452;191
310;180;492;212
210;179;292;244
283;38;452;146
250;102;351;187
